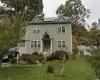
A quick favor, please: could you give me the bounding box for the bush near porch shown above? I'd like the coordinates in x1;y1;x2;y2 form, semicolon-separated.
19;53;44;65
47;50;70;61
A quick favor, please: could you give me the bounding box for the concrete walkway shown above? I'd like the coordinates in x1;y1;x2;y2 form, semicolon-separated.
1;62;12;67
1;62;42;67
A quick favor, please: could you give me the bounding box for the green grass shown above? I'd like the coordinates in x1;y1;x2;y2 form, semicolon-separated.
0;58;96;80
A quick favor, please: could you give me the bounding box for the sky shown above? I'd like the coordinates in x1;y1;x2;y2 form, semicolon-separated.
43;0;100;25
0;0;100;25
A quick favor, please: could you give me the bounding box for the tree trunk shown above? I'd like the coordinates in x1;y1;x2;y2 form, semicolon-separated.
60;62;65;76
60;53;65;76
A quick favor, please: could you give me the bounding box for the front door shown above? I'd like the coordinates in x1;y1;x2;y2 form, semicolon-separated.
43;40;50;52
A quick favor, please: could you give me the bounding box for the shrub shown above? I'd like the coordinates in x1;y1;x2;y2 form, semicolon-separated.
19;54;30;61
19;54;44;65
72;46;79;59
87;49;100;79
47;64;54;73
10;58;17;64
47;50;69;61
18;60;27;65
32;52;39;56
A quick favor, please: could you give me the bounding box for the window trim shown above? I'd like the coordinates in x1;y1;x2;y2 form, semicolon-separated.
31;40;41;48
33;26;40;34
58;40;66;48
58;25;66;33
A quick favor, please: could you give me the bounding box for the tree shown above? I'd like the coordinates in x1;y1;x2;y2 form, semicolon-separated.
0;13;26;69
50;50;69;76
0;0;43;21
87;29;100;79
56;0;89;47
56;0;90;25
92;21;98;28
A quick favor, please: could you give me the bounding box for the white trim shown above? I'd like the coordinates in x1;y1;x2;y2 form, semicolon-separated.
40;31;53;39
31;15;42;23
33;26;40;34
58;40;66;49
58;25;66;33
56;15;67;22
50;38;53;54
70;24;73;53
40;39;43;52
31;40;41;48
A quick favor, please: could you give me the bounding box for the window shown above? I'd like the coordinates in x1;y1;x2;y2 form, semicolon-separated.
33;26;40;34
38;41;41;48
31;41;35;48
58;27;61;33
37;27;40;33
62;26;65;33
58;41;61;48
62;41;66;48
58;26;65;33
31;41;41;48
58;41;66;48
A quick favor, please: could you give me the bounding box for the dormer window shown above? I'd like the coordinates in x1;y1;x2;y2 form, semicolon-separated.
58;26;65;33
33;26;40;34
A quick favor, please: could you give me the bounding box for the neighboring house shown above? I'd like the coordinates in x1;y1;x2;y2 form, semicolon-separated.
18;15;72;55
78;45;91;56
97;19;100;29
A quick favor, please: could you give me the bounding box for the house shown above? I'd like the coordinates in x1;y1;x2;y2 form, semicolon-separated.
97;19;100;29
18;15;72;55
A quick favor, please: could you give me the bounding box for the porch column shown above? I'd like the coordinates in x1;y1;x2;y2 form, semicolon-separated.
40;39;43;52
50;38;53;54
17;53;19;63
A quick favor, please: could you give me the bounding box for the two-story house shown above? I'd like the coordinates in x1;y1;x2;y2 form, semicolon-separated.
20;15;72;55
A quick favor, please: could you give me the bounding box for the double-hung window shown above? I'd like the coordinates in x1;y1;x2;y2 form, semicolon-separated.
58;26;65;33
31;41;41;48
58;40;66;48
33;26;40;34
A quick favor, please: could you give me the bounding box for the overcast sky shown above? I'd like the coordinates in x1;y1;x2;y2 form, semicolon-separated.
43;0;100;25
0;0;100;25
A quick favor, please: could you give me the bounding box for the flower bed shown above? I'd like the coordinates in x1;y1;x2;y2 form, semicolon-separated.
19;53;44;65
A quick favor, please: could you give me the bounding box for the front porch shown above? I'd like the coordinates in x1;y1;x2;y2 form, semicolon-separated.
40;31;53;54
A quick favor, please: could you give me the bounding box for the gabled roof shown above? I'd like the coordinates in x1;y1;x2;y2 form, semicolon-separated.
40;31;53;39
56;15;70;22
28;15;71;24
30;15;42;23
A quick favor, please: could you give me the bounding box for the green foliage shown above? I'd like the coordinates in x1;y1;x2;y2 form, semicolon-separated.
72;46;79;59
47;64;54;73
19;54;44;65
0;58;96;80
0;0;43;21
88;29;100;46
32;52;39;56
87;29;100;79
56;0;90;25
0;13;26;59
87;49;100;79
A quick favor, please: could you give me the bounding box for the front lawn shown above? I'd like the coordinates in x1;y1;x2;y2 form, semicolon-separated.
0;58;96;80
